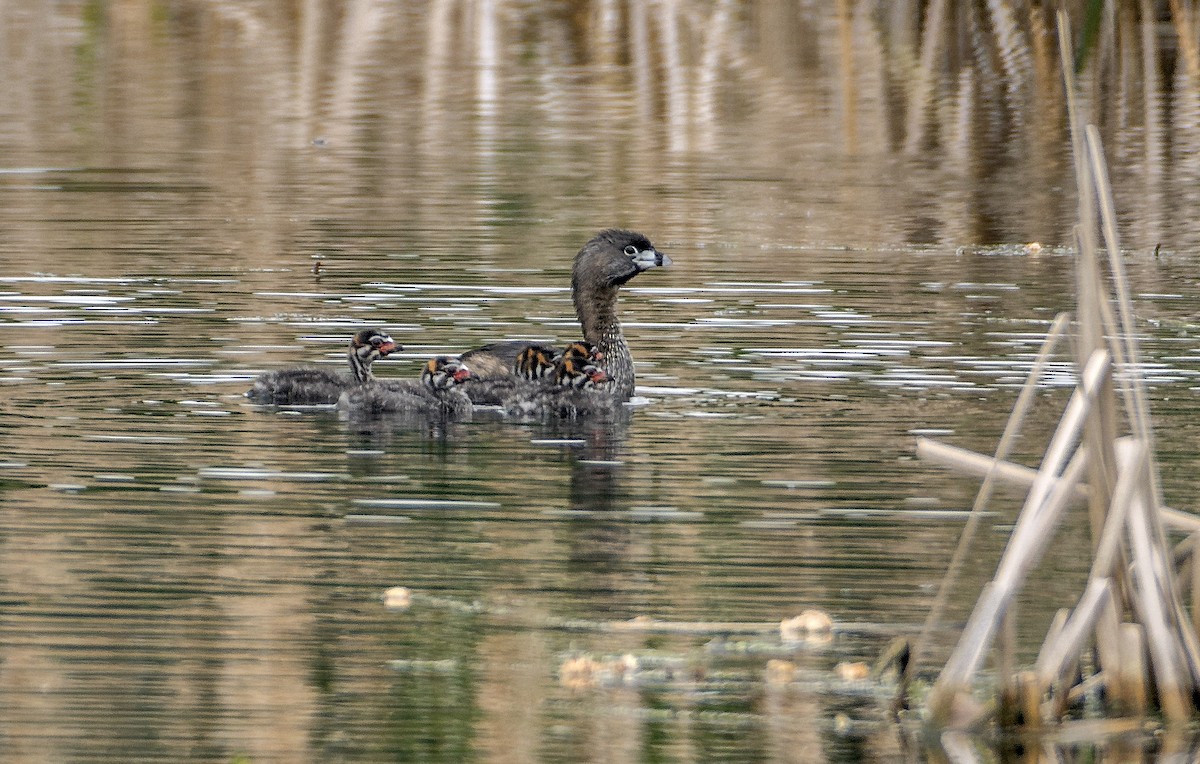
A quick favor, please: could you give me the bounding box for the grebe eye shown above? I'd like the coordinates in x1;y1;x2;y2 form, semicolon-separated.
623;244;638;256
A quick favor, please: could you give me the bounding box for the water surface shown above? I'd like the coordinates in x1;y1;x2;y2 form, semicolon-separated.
2;3;1200;761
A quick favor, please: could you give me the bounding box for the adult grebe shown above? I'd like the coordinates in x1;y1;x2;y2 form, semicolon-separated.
460;229;669;401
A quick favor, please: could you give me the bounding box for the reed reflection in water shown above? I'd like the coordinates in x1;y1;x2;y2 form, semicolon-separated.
2;1;1200;761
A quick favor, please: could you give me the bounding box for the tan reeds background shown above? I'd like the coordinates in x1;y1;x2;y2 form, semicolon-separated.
5;1;1200;256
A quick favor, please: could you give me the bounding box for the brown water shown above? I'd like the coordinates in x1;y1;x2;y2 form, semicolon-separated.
3;2;1200;761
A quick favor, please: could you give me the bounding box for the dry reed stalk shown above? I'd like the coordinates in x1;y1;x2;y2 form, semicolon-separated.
1093;589;1124;709
836;0;858;153
1193;533;1200;640
909;312;1071;676
928;351;1109;723
1027;3;1058;93
1163;508;1200;532
1001;351;1108;535
1121;455;1193;720
1018;671;1043;730
985;0;1034;106
916;439;1200;534
1117;623;1148;716
1060;14;1097;264
1067;27;1119;553
998;607;1018;717
938;730;981;762
1084;124;1200;689
1088;438;1146;581
1085;127;1160;500
927;449;1089;723
1032;607;1070;706
1034;578;1111;692
916;438;1088;501
1141;0;1165;187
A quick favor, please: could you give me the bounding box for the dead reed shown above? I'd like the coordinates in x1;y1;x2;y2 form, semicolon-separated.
917;11;1200;730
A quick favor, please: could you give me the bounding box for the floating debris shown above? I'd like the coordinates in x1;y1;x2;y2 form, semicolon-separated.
382;587;412;610
765;659;797;685
835;662;870;681
559;653;645;690
559;656;602;690
780;610;833;644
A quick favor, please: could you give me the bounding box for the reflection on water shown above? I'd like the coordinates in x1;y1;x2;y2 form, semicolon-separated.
3;1;1200;761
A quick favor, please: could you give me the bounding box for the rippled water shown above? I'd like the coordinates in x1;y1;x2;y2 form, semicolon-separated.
5;3;1200;762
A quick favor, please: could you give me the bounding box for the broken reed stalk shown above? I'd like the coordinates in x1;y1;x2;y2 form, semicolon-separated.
1121;448;1192;721
1194;533;1200;641
915;438;1200;534
909;312;1071;677
917;9;1200;730
1089;438;1147;581
917;438;1086;502
1085;125;1162;507
1034;577;1112;690
1062;8;1123;561
1084;123;1200;691
928;450;1089;724
927;352;1111;723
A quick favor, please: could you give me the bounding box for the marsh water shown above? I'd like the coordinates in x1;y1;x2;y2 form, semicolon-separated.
5;3;1200;762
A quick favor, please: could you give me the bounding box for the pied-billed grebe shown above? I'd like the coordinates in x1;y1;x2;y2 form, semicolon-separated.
571;229;669;399
461;229;669;400
501;355;617;420
247;328;399;405
339;357;473;418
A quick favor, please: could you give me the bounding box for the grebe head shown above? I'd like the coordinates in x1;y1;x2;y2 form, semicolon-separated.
556;340;604;365
422;357;473;391
554;356;609;390
349;329;400;384
573;229;670;292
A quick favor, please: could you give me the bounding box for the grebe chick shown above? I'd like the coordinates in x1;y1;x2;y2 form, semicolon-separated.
557;340;604;366
340;357;473;418
247;328;398;405
501;356;617;420
515;344;561;381
460;344;558;405
461;229;669;400
458;340;542;378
